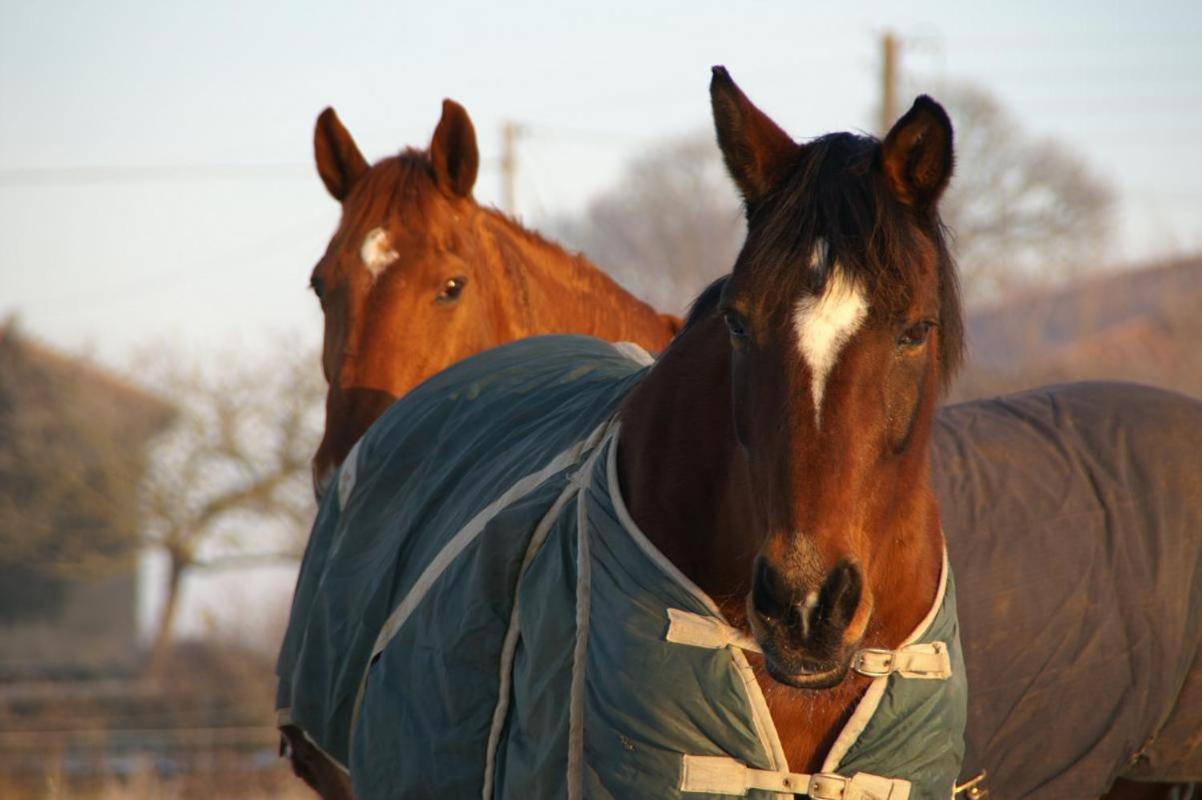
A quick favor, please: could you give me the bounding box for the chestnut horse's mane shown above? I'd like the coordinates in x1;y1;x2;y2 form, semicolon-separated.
353;148;599;271
744;132;965;387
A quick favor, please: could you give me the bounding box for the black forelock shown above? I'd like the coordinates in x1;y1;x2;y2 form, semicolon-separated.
731;131;964;387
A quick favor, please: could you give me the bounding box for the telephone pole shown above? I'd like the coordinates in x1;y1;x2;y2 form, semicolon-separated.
879;31;900;135
500;121;524;215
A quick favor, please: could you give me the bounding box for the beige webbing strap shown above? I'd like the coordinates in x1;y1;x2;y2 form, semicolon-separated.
665;609;952;680
665;608;763;652
680;755;911;799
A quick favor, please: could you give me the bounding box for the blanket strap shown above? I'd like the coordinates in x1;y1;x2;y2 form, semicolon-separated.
665;609;952;680
681;755;911;799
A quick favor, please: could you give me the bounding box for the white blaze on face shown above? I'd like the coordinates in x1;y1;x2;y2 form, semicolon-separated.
360;227;399;279
793;264;868;426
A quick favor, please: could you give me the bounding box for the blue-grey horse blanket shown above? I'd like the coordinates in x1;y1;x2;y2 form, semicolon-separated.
276;335;967;800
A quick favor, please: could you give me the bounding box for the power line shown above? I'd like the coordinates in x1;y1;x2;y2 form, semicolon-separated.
0;158;504;189
0;163;313;187
15;211;330;312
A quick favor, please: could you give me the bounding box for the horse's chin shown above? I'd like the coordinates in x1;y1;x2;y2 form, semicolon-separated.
764;656;850;689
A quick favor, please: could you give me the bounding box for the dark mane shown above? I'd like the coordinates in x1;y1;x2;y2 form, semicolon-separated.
742;132;964;387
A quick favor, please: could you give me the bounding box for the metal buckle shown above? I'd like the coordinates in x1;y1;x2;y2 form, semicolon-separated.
953;770;989;798
853;647;895;677
808;772;849;799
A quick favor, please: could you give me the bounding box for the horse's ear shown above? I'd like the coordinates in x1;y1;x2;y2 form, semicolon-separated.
709;66;799;210
880;96;954;209
429;99;479;198
314;107;369;202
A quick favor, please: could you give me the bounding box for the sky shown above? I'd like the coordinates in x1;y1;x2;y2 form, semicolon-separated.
3;1;1200;639
3;0;1201;370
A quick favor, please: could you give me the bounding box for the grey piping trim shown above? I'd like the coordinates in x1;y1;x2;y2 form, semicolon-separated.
566;456;596;800
605;429;723;617
348;419;613;747
605;433;790;787
820;546;950;774
337;438;363;511
482;428;615;799
275;708;350;776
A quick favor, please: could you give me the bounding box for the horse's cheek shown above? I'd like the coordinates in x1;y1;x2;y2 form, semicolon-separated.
883;351;928;455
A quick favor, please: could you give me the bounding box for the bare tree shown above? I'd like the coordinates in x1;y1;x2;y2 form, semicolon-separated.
549;84;1113;312
934;83;1116;305
546;133;744;314
137;340;323;667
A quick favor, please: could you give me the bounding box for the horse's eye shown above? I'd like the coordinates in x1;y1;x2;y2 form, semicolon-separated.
898;321;935;348
436;276;468;304
723;310;749;343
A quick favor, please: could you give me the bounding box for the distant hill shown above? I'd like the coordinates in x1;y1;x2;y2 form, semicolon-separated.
952;255;1202;402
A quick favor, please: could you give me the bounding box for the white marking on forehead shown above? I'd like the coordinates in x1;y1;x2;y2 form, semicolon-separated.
793;265;868;426
360;227;398;279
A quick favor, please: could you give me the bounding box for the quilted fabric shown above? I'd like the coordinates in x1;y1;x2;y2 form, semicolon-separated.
933;382;1202;798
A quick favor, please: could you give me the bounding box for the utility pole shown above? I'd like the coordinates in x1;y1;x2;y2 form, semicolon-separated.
879;31;900;136
500;121;523;216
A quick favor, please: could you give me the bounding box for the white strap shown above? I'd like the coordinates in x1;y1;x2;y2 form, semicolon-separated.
680;755;911;799
665;609;952;681
666;608;762;652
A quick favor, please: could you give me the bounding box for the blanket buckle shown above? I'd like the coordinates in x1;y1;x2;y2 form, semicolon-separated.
852;647;895;677
953;770;988;799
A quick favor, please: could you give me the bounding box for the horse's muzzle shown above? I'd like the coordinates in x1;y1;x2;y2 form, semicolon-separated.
748;558;864;688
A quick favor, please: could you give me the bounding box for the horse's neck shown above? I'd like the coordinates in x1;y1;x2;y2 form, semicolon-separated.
616;317;756;598
476;211;677;350
616;316;944;773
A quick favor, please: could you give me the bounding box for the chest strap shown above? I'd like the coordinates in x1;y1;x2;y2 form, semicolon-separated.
681;755;911;799
665;608;952;680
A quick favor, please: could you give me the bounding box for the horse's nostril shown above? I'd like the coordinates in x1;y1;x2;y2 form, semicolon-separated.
753;559;795;621
817;561;862;629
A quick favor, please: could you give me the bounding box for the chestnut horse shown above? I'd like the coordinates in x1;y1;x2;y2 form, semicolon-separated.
307;100;679;496
282;68;965;797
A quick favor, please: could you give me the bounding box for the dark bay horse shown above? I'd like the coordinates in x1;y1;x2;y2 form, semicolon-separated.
308;100;679;496
619;70;963;768
280;69;966;797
